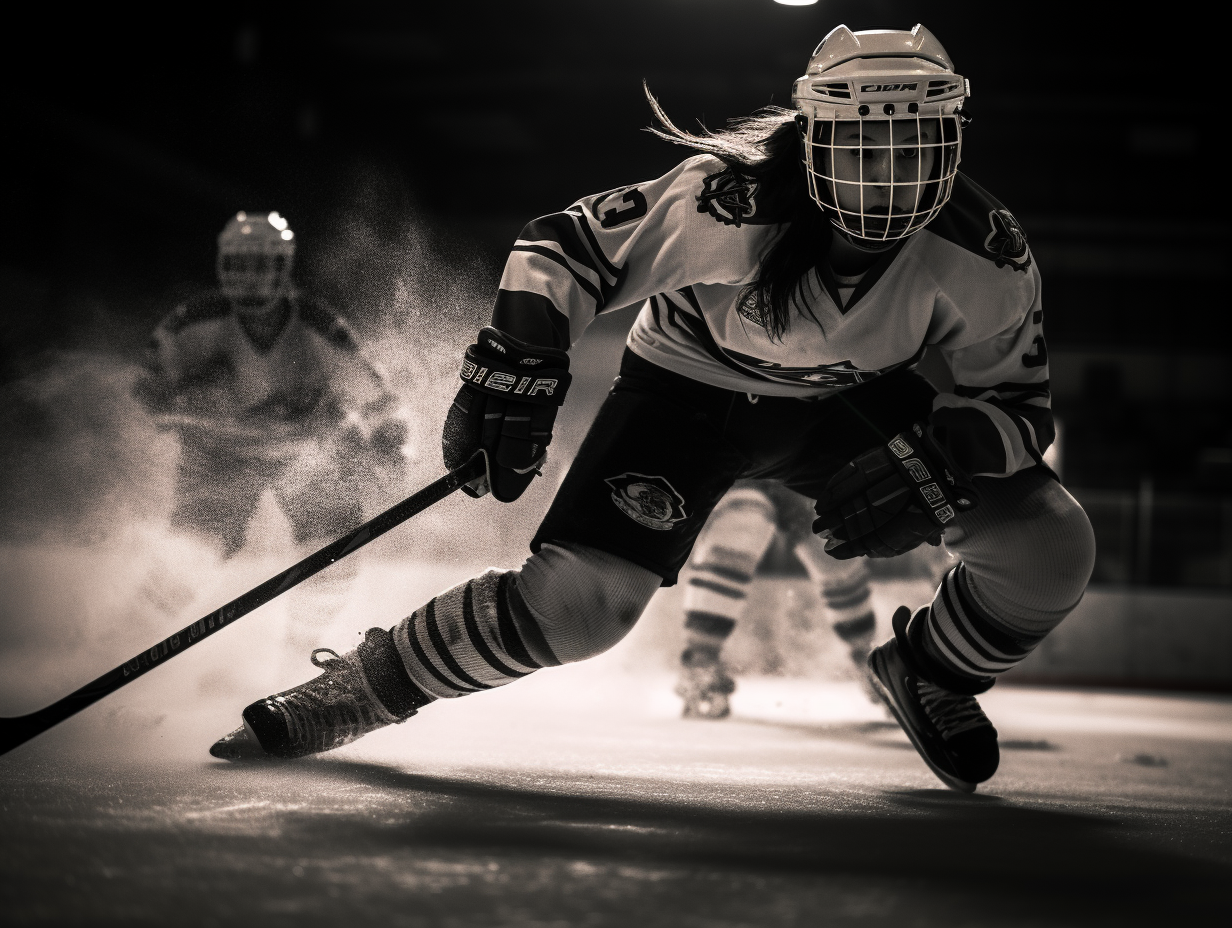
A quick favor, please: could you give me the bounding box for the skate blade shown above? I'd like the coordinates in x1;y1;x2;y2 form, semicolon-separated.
209;723;273;761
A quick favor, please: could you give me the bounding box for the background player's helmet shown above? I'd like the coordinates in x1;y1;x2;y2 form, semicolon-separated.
792;24;967;243
216;211;296;310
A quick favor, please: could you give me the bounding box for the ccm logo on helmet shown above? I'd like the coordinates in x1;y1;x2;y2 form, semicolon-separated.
860;83;918;93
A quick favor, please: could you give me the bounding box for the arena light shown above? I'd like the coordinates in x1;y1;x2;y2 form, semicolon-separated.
774;0;819;6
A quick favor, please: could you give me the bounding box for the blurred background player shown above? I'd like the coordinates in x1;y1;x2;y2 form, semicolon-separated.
132;211;408;653
676;479;949;718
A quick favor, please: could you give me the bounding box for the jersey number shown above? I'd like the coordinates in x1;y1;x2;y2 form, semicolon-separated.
598;189;647;228
1022;335;1047;368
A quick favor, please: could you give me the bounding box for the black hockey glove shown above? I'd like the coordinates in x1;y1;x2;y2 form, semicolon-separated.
442;326;571;502
813;422;980;559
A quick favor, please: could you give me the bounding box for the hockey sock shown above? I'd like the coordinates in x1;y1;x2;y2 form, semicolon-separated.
392;569;556;701
794;537;876;653
920;563;1041;685
388;544;662;701
681;487;778;664
356;627;433;717
923;469;1097;687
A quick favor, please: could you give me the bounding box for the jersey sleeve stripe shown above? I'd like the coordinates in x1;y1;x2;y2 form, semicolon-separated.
520;212;613;286
954;380;1050;400
491;290;572;348
511;243;605;305
567;206;622;281
981;396;1051;465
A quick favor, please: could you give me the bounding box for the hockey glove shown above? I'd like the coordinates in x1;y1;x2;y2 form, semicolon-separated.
442;326;571;502
813;422;980;559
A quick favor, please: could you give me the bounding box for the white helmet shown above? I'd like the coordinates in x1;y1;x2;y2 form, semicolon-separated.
216;211;296;310
792;24;967;243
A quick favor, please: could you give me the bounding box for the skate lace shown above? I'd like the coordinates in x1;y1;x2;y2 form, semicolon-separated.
917;681;991;739
274;650;378;751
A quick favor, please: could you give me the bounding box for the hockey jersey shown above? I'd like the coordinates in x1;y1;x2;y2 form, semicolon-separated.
494;155;1051;479
137;292;395;455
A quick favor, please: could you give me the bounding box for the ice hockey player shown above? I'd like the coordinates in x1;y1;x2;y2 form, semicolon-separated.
134;211;407;640
211;26;1095;794
675;479;885;718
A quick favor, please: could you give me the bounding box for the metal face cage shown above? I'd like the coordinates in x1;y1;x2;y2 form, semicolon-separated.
802;112;961;242
216;251;293;307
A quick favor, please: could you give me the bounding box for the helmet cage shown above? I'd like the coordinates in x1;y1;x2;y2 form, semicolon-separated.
791;24;967;242
216;211;296;310
801;111;961;242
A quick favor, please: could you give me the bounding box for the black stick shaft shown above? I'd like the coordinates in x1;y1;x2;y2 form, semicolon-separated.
0;454;485;757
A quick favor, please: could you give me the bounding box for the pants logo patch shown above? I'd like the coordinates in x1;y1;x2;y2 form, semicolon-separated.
605;473;688;531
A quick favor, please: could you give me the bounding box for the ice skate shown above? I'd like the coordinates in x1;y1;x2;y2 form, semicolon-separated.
847;642;885;706
210;639;415;760
208;724;271;761
675;648;736;720
868;606;999;792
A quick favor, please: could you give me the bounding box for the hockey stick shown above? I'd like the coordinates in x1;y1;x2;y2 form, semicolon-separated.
0;452;486;757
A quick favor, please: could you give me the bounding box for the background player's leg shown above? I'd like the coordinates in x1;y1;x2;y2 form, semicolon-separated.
169;443;266;559
676;486;778;718
131;444;263;634
214;543;662;758
275;453;367;661
794;536;879;700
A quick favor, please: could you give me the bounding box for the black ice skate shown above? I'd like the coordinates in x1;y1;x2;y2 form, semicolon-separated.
675;647;736;719
868;606;999;792
210;629;429;760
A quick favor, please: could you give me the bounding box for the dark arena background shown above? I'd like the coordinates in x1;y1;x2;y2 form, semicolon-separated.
1;2;1228;926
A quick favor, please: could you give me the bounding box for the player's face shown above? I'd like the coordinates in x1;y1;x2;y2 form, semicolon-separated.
822;118;939;236
217;252;290;310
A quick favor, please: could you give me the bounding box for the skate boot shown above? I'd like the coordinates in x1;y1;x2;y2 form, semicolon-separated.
675;646;736;719
868;606;999;792
210;627;431;760
847;642;884;706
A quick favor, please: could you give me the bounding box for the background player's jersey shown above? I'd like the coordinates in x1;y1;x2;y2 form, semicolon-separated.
495;155;1050;478
138;292;395;456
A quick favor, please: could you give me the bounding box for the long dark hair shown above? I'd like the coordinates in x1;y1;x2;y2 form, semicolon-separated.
644;85;830;340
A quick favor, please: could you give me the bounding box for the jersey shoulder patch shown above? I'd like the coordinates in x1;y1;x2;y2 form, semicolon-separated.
925;173;1032;272
296;297;358;350
692;160;794;228
163;291;231;334
696;165;762;227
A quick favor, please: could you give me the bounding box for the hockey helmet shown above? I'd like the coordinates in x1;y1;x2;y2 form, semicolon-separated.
792;24;967;242
216;211;296;309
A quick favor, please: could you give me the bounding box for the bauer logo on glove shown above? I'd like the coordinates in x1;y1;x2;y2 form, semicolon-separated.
442;327;572;503
812;422;980;559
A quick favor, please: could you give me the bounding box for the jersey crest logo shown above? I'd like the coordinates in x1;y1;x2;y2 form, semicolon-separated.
697;169;759;227
984;209;1031;272
605;472;688;531
736;291;767;328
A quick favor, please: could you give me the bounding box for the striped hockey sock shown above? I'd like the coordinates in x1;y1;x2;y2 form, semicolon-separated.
390;570;559;701
818;557;876;648
794;539;876;650
921;564;1043;685
682;489;777;663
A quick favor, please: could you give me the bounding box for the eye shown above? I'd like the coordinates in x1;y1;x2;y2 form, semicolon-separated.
896;147;920;159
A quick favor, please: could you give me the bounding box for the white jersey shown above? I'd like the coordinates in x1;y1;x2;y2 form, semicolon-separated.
495;154;1050;478
138;292;395;455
